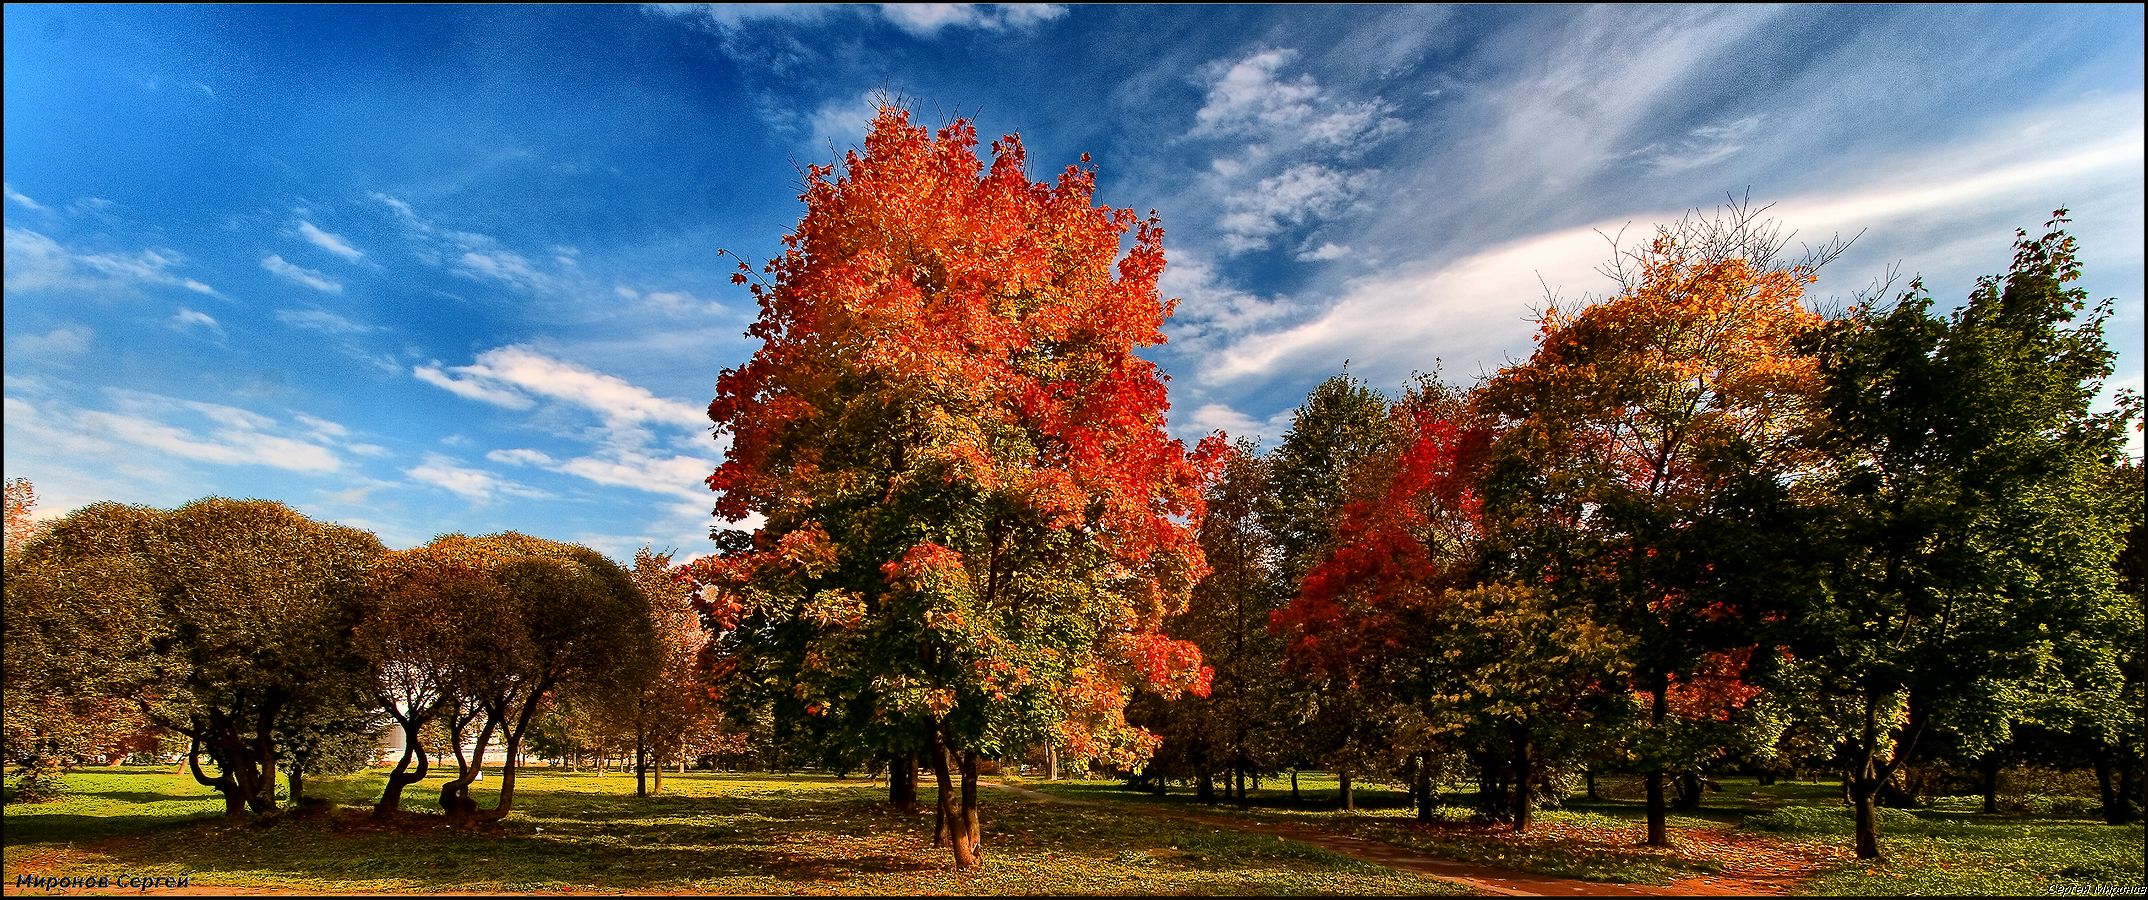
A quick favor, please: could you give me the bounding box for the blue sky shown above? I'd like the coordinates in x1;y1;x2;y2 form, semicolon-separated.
5;4;2142;561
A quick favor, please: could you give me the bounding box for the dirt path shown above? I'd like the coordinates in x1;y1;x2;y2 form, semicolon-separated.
985;781;1809;897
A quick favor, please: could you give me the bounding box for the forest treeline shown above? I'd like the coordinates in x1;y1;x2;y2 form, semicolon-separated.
3;106;2140;871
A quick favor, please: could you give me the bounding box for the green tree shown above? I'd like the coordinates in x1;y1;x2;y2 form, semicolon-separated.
1805;210;2138;858
1259;371;1396;809
4;498;382;817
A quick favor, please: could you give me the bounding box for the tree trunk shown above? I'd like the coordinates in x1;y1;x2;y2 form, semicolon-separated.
1673;769;1703;811
1291;768;1299;803
1045;744;1058;781
1234;763;1248;809
1644;682;1668;846
959;750;983;864
1585;767;1600;801
187;737;246;820
931;734;952;848
635;730;648;798
1850;692;1888;859
1510;722;1533;833
1415;751;1434;821
1339;769;1354;811
1196;764;1215;804
890;752;918;813
1981;755;2001;814
375;714;431;817
1405;754;1421;811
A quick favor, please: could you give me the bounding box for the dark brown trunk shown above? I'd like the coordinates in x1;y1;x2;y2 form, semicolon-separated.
1339;768;1354;811
890;752;918;813
375;712;431;817
1291;768;1299;802
1645;682;1668;845
187;737;246;820
931;730;953;848
1644;770;1668;846
1511;722;1532;833
1851;692;1885;859
288;768;305;806
1981;755;2000;814
959;750;982;864
1585;767;1600;801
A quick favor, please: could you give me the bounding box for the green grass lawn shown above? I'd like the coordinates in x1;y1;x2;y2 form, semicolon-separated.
2;766;1476;895
1017;772;2147;894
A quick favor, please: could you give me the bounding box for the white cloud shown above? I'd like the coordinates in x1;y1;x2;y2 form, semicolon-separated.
1296;242;1352;262
296;220;364;261
413;363;539;410
649;3;1063;37
8;325;92;358
262;254;344;294
4;226;222;298
424;345;708;433
4;183;48;212
169;307;224;337
1627;115;1762;173
1204;109;2148;394
487;447;557;467
808;91;887;156
1186;48;1403;255
1217;163;1375;253
64;391;346;474
456;248;553;293
275;306;375;334
406;452;546;502
875;3;1065;36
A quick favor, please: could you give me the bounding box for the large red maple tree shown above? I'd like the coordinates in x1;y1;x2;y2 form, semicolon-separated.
697;105;1219;868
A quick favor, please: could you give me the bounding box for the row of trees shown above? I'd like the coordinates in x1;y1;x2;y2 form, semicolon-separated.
682;102;2140;867
1141;206;2142;860
2;489;723;822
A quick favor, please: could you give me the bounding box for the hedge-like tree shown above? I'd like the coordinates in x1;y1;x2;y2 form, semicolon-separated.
699;104;1218;868
4;498;381;817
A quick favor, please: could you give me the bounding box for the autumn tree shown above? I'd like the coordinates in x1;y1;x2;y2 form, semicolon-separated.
1804;211;2139;858
576;547;714;797
1260;371;1396;809
4;498;382;817
355;539;497;816
3;477;41;560
1477;201;1844;845
405;533;654;822
1148;440;1289;805
698;104;1218;869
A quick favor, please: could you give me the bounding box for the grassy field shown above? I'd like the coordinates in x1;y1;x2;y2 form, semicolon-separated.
1017;772;2147;895
2;766;1474;895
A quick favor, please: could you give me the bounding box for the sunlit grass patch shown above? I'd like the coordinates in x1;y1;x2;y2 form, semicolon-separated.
2;767;1474;895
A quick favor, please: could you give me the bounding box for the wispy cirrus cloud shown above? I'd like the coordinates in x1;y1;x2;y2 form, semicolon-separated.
406;452;548;503
261;254;343;293
4;226;222;298
4;183;49;212
296;220;364;261
647;3;1064;38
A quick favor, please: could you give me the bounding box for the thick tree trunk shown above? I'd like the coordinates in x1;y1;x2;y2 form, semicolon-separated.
1850;692;1888;859
890;752;918;813
1044;744;1058;781
1511;723;1533;833
1405;754;1421;811
959;750;983;864
1196;765;1215;804
375;713;431;817
1339;769;1354;811
1981;755;2001;814
1644;771;1668;846
1673;769;1703;811
1291;768;1299;803
931;733;952;848
1645;683;1668;846
187;737;246;820
1585;767;1600;801
441;716;496;822
288;767;305;806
